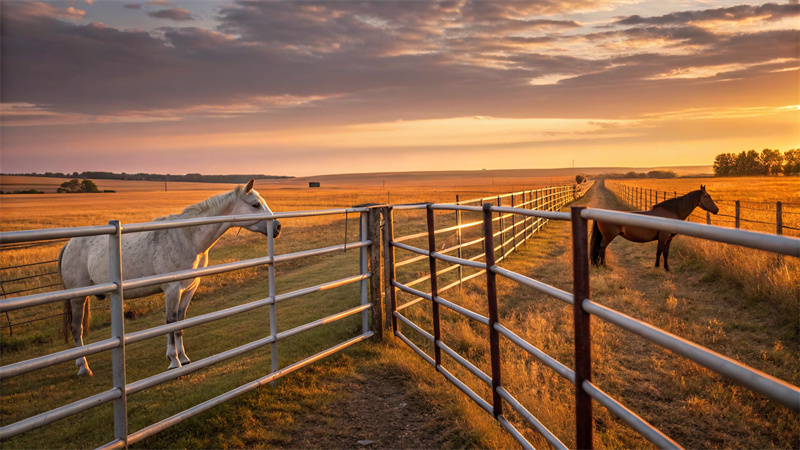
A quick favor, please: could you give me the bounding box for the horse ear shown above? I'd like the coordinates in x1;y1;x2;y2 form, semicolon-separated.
701;184;705;191
245;179;255;194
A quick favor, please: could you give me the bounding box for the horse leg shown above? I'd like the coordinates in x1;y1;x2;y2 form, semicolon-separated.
663;235;675;272
655;239;665;268
599;234;617;267
164;286;182;369
174;284;198;366
70;296;93;376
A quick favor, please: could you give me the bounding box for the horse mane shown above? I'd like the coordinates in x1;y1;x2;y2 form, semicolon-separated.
154;185;246;221
653;190;702;215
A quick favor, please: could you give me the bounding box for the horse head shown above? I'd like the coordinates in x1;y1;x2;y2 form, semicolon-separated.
231;179;282;237
698;185;719;214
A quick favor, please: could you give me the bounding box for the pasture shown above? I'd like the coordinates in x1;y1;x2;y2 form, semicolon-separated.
0;174;797;448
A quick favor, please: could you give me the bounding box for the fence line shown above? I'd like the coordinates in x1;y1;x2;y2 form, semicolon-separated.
0;206;378;447
0;182;592;447
604;180;799;235
382;185;800;448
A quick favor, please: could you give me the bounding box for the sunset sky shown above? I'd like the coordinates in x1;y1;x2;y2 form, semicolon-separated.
1;0;798;177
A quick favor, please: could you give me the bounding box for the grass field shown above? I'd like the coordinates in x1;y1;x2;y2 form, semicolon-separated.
0;174;797;448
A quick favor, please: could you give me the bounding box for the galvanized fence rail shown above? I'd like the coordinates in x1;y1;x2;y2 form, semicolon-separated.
0;207;380;448
605;180;800;236
383;188;800;448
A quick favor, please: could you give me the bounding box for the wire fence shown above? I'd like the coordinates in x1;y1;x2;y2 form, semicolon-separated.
604;180;799;237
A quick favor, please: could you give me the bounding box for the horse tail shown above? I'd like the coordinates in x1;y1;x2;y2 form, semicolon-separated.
589;220;602;266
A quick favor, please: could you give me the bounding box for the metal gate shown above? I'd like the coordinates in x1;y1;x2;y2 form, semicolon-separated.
0;206;377;448
382;198;800;449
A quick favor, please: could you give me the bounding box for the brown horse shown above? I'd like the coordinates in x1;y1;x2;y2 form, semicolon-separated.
590;185;719;271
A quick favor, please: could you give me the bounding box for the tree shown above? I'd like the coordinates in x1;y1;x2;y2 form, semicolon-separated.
784;149;799;175
713;153;736;176
57;179;101;193
57;179;82;193
81;179;100;193
759;148;783;175
735;150;762;176
575;174;586;184
646;170;677;178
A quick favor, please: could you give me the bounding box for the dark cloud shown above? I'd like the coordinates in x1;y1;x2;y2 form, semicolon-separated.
146;8;194;21
1;0;797;127
124;3;141;10
617;2;800;25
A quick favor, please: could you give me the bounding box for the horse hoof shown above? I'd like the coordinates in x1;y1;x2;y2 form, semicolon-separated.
167;361;182;370
78;368;93;377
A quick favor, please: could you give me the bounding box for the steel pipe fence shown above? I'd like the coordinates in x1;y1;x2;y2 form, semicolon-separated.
383;193;800;449
0;206;380;447
383;182;591;449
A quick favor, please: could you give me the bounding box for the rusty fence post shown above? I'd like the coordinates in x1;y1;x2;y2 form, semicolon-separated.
426;204;442;366
381;206;397;335
735;201;741;229
483;202;503;418
777;202;783;235
571;206;593;449
368;206;383;340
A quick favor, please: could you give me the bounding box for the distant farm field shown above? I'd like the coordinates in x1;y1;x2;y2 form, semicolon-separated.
0;174;797;449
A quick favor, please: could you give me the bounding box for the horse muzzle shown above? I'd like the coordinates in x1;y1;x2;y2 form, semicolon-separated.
273;220;282;238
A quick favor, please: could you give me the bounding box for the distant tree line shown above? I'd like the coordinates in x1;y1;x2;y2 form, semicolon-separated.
713;148;799;176
598;170;678;179
2;171;294;183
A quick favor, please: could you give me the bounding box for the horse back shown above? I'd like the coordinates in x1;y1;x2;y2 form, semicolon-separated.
61;229;203;297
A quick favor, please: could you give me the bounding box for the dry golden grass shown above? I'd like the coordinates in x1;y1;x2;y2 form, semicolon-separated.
604;177;800;319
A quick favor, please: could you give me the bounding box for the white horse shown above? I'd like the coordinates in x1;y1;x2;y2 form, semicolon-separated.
59;179;280;376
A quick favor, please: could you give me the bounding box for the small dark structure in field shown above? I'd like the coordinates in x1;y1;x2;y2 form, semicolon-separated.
309;182;321;188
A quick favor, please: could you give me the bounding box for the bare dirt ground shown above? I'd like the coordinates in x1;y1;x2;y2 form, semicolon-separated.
287;361;457;449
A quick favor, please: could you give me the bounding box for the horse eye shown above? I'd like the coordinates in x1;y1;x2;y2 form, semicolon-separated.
252;203;260;208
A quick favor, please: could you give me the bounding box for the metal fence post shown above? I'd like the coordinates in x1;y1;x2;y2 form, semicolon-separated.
511;194;517;251
497;196;505;260
777;202;783;235
735;201;741;229
571;207;593;450
526;191;532;240
381;207;397;335
483;203;503;418
456;195;463;285
707;211;711;225
108;220;128;446
426;204;442;366
267;217;277;378
360;212;369;334
367;207;384;340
